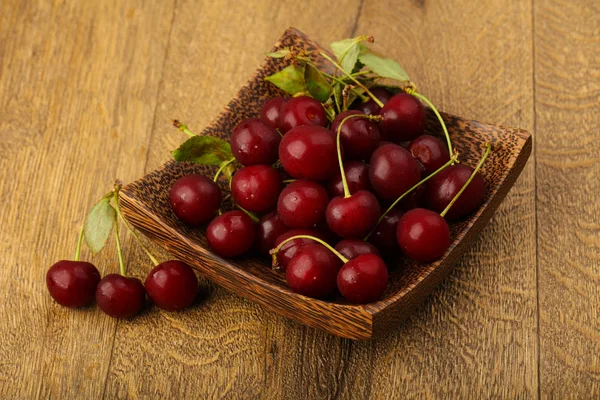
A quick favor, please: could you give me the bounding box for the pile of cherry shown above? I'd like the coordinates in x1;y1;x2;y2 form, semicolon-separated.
169;89;488;304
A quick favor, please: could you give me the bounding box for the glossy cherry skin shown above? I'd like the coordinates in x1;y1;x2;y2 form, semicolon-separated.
230;118;281;166
425;164;485;220
379;93;426;142
330;110;380;160
286;244;341;299
260;97;287;130
279;125;339;181
144;260;198;311
337;254;388;304
368;208;403;256
46;260;101;308
231;165;283;213
327;161;372;198
369;143;422;201
326;191;381;239
398;184;427;212
277;180;329;228
169;174;221;226
95;274;145;318
408;134;450;175
273;229;328;270
206;210;256;257
335;239;381;260
256;212;289;255
397;208;450;262
351;87;393;116
278;96;328;133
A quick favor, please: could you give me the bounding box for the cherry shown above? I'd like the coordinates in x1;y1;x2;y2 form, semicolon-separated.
169;174;221;226
379;93;426;142
278;95;327;133
230;118;281;166
408;134;451;175
95;274;146;318
279;125;339;181
326;191;381;239
327;161;372;198
260;96;287;130
46;260;101;308
425;164;485;221
397;208;450;262
351;87;393;116
369;143;422;201
286;243;341;299
330;110;380;160
144;260;198;311
273;229;327;270
368;208;403;256
398;184;426;212
206;210;255;258
231;165;283;213
256;212;289;255
277;180;329;228
335;239;380;260
337;254;388;304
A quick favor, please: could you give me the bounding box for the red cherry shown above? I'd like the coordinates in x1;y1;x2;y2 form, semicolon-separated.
327;161;372;198
408;134;450;175
144;261;198;311
325;191;381;239
398;184;426;212
337;254;388;304
335;239;381;260
206;210;255;257
351;87;393;116
368;208;403;255
277;180;329;228
397;208;450;262
286;243;341;299
256;212;289;255
379;93;426;142
369;143;422;201
273;229;327;270
260;97;287;130
230;118;281;166
279;125;339;181
231;165;283;213
330;110;380;160
95;274;146;318
425;164;485;220
169;174;221;226
278;96;327;133
46;260;100;308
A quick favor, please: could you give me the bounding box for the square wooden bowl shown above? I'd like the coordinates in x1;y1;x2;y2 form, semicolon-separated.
119;28;531;340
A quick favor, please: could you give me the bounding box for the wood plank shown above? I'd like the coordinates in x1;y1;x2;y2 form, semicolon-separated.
534;0;600;396
0;0;173;397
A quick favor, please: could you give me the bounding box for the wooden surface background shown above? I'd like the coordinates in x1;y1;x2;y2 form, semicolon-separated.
0;0;597;398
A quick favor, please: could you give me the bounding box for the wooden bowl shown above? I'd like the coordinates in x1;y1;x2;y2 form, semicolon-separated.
119;28;531;340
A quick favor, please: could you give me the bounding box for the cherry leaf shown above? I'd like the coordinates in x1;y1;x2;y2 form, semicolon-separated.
84;194;116;255
172;136;233;165
305;64;332;102
358;50;411;82
264;64;307;95
265;48;291;58
330;38;361;74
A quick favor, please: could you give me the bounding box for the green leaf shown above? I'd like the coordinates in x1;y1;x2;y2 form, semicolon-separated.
330;38;361;74
265;48;291;58
172;136;233;165
305;64;332;102
358;50;411;82
264;64;307;95
84;195;116;255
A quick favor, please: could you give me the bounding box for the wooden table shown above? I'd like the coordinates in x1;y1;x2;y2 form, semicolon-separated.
1;0;598;398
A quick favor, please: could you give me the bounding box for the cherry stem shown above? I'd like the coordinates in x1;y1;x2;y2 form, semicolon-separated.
270;234;349;265
364;152;459;241
235;204;260;223
319;52;384;108
283;179;296;184
173;119;195;138
213;158;236;182
405;88;454;159
74;225;84;261
441;143;491;218
112;199;126;276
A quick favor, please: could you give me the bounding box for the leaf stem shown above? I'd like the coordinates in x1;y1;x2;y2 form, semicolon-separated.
213;158;236;182
269;235;348;267
441;143;491;218
407;89;454;159
173;119;196;138
74;225;84;261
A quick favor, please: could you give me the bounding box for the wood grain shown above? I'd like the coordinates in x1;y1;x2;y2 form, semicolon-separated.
534;0;600;397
